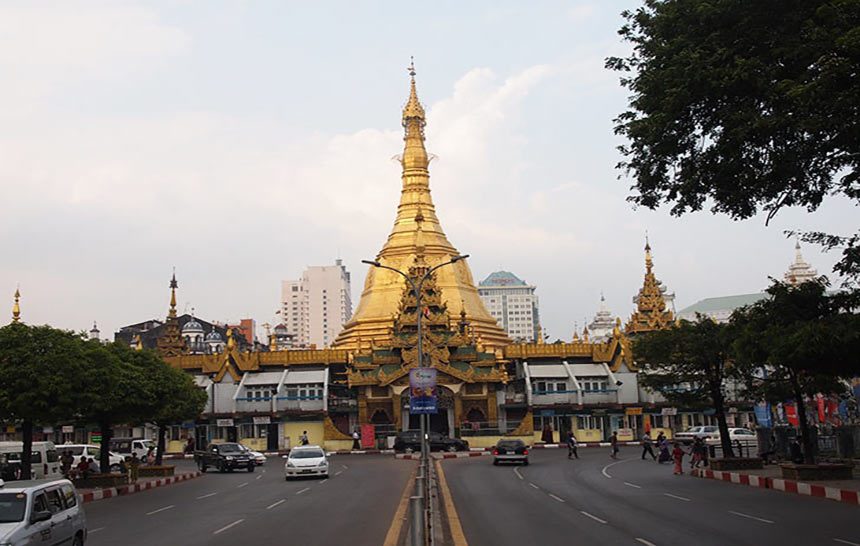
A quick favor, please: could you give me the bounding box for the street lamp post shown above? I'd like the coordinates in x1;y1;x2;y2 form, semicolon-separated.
362;254;469;543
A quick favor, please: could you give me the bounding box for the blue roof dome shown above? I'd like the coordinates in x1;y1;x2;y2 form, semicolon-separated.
182;318;204;334
205;329;223;342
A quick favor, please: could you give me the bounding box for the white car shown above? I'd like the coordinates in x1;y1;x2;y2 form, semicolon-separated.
675;426;719;443
705;428;759;446
284;446;328;480
238;445;266;466
0;478;87;546
60;444;124;473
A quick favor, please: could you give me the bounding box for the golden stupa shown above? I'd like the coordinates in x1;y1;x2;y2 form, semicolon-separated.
334;65;510;350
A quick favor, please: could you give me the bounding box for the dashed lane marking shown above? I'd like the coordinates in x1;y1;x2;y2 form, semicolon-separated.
266;499;286;510
549;494;565;503
196;492;217;499
728;510;774;524
296;487;310;495
601;457;633;478
89;527;105;534
335;470;344;476
513;467;524;480
834;539;860;546
255;475;262;480
341;464;349;469
635;538;658;546
529;483;540;490
663;493;691;502
624;482;642;489
146;505;175;516
580;511;608;524
320;479;328;484
237;482;248;489
213;519;244;535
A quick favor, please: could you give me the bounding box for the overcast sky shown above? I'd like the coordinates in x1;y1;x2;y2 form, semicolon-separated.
1;1;855;342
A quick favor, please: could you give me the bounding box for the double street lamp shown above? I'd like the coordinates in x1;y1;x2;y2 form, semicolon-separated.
362;254;469;544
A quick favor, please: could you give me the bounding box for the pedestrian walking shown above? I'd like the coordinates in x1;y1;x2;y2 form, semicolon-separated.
641;433;656;460
300;431;309;446
690;437;704;469
610;431;619;459
129;453;140;483
657;438;671;464
352;430;360;450
672;443;686;475
566;431;579;459
60;450;74;477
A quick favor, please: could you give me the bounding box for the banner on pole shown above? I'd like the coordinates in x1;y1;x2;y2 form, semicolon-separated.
409;367;438;414
753;402;772;428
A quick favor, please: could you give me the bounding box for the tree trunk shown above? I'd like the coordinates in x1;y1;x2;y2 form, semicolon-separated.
20;420;33;480
791;376;816;464
155;424;166;466
712;386;735;458
99;421;113;473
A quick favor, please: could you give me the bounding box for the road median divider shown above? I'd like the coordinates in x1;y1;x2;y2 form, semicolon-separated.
691;468;860;505
79;471;201;503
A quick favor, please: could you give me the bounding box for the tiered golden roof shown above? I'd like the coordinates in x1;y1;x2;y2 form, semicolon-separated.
333;64;510;350
626;239;674;334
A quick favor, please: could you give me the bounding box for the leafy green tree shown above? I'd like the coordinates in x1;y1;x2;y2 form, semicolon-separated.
731;279;860;463
0;324;87;479
606;0;860;282
633;316;739;457
149;362;207;466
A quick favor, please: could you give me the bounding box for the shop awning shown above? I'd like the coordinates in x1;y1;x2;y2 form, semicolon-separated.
526;364;569;378
283;368;327;384
243;371;285;386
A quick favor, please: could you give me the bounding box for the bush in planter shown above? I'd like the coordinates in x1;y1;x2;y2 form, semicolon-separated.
780;463;853;481
138;465;175;477
710;458;764;471
73;473;129;489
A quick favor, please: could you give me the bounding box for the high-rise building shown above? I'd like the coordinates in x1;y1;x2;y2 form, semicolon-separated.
477;271;540;342
281;260;353;348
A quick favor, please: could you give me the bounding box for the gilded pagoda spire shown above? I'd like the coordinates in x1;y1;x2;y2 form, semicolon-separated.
333;62;510;350
157;269;186;357
626;236;674;335
11;288;20;323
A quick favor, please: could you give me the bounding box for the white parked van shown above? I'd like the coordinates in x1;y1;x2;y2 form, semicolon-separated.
0;477;87;546
59;445;124;473
0;442;61;480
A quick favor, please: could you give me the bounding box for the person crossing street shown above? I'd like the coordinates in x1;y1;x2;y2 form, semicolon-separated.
641;433;656;460
566;431;579;459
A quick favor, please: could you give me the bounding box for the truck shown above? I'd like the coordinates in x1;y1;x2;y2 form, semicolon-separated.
194;442;255;473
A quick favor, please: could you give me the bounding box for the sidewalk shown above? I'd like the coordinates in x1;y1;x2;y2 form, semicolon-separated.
78;471;201;503
691;466;860;505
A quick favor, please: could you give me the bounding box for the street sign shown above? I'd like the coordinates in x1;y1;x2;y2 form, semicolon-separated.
661;407;678;416
91;434;102;443
625;407;643;416
409;367;438;414
61;426;74;433
216;419;234;427
252;416;271;425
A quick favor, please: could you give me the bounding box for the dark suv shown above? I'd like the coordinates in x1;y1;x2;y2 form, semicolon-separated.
393;431;469;453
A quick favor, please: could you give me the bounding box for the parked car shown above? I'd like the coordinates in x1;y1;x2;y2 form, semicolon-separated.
705;428;759;447
194;443;255;473
60;444;124;473
238;444;266;465
492;439;529;466
284;446;328;480
0;442;61;480
675;426;719;444
109;438;157;462
0;477;87;546
393;431;469;453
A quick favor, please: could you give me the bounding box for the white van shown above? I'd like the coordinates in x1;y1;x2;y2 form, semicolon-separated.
0;442;61;480
109;438;157;462
0;477;87;546
59;444;124;473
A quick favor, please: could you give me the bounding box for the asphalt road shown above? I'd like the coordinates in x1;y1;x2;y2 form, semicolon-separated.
84;455;414;546
442;448;860;546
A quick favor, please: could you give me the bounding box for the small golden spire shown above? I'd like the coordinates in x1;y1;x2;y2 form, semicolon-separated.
168;269;178;319
11;287;21;323
644;232;653;274
403;57;425;122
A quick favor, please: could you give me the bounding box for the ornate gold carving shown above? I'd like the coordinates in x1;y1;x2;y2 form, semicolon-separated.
626;239;674;335
323;415;352;441
508;410;534;437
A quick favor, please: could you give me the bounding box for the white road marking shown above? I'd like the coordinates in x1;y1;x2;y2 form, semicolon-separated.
833;539;860;546
196;492;217;500
728;510;774;524
146;505;175;516
529;482;540;490
513;467;524;480
296;487;310;495
341;464;349;469
255;475;262;480
214;519;244;535
580;511;608;524
89;527;105;534
320;479;328;484
549;493;565;503
624;482;642;489
635;538;657;546
335;470;344;476
663;493;691;502
601;458;632;478
237;482;249;488
266;499;286;510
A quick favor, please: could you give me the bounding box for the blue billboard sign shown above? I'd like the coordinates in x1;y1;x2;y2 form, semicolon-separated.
409;367;438;414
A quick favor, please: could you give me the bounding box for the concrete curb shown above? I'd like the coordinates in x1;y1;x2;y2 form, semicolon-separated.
395;452;491;460
530;441;642;449
691;468;860;505
79;472;201;503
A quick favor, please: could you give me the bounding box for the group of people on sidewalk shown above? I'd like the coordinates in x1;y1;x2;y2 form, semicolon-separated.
59;451;143;483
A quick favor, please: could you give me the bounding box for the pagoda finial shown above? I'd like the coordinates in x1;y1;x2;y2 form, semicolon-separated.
168;269;178;319
644;233;653;273
11;287;20;323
